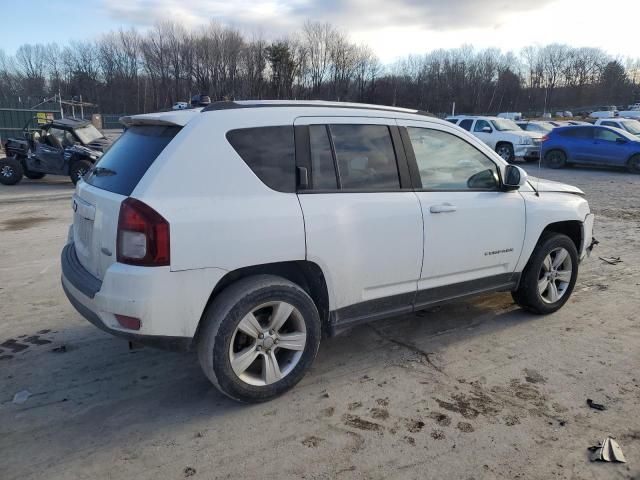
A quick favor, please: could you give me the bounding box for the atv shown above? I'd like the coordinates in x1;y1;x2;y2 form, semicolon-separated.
1;117;112;186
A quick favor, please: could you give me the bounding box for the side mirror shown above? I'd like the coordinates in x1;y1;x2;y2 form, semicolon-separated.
482;126;492;133
503;165;528;190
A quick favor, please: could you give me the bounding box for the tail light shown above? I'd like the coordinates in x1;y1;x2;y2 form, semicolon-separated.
541;135;549;142
117;198;170;266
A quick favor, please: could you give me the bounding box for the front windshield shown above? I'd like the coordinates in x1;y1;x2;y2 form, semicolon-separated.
74;124;105;144
621;120;640;135
491;119;520;131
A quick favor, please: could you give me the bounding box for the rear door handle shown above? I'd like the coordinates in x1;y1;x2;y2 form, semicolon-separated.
430;203;457;214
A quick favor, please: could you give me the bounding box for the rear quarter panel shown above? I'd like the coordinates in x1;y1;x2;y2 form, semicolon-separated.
131;110;306;273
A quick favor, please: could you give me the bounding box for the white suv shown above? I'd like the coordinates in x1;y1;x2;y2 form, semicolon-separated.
61;101;596;402
447;115;544;162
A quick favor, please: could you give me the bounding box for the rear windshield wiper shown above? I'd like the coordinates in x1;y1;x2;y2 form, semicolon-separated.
92;167;117;176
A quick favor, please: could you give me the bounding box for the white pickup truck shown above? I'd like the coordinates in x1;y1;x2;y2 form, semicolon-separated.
594;118;640;137
447;115;544;162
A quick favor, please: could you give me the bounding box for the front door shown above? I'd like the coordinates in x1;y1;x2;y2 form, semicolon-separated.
35;127;67;172
294;116;423;324
396;120;526;307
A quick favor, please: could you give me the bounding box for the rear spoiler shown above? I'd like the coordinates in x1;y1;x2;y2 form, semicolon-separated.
119;116;181;128
119;109;203;128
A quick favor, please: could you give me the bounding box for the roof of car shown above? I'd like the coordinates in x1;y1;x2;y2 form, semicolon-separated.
122;101;438;127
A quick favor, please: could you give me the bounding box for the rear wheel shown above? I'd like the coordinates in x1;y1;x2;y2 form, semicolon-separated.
545;150;567;169
628;154;640;174
197;275;322;403
496;143;515;162
0;157;24;185
69;160;92;185
512;233;578;314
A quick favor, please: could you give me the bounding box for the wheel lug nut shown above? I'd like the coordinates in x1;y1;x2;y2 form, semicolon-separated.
258;333;264;339
256;345;262;351
269;330;275;335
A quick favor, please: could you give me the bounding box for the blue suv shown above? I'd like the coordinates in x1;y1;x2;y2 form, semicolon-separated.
542;125;640;173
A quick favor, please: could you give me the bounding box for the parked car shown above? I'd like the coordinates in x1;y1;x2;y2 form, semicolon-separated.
447;115;544;162
516;120;555;134
1;118;110;185
497;112;522;121
594;118;640;137
628;103;640;111
542;125;640;172
589;110;617;119
172;102;189;110
618;111;640;120
62;101;596;402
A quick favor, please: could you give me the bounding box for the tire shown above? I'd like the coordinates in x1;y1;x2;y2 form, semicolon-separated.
628;154;640;174
496;143;515;163
0;157;24;185
69;160;92;185
545;150;567;169
197;275;322;403
511;233;579;315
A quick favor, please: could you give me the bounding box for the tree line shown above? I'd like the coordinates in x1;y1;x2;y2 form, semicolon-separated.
0;20;638;116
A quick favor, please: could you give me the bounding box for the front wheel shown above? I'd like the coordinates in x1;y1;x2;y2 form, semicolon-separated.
69;160;92;185
628;154;640;174
0;157;24;185
197;275;322;403
496;143;515;163
512;233;578;314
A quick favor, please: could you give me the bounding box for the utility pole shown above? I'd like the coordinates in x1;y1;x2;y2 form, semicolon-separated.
58;89;64;118
80;94;84;119
452;101;456;116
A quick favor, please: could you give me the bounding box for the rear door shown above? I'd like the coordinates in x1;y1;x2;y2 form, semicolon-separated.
73;125;180;279
396;119;525;302
294;116;423;321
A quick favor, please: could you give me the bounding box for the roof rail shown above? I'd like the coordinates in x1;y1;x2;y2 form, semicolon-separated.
201;100;434;117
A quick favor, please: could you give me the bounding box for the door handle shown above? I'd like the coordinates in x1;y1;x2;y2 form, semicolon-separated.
430;203;457;214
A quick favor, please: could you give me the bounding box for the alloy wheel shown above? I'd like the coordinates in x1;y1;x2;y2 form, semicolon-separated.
228;301;307;386
1;165;14;178
537;247;573;304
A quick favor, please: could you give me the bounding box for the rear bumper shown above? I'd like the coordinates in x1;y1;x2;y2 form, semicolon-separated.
61;243;227;351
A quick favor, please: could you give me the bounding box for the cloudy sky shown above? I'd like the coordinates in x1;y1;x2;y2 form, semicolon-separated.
3;0;639;62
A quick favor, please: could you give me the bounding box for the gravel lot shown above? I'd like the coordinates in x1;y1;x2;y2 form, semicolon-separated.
0;165;638;480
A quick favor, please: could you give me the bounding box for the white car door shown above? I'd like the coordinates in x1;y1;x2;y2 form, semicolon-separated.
294;116;423;325
471;119;496;149
396;119;526;307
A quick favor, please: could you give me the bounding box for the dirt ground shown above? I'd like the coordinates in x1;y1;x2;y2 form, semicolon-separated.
0;166;639;480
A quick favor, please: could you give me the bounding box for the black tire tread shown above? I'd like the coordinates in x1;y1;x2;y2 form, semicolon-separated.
512;232;578;315
197;274;321;403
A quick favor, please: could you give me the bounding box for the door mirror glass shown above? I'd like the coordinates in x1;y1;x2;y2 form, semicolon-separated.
467;169;499;189
503;165;528;189
482;126;492;133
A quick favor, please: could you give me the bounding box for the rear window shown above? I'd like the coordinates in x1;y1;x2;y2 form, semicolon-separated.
84;125;180;196
226;126;295;192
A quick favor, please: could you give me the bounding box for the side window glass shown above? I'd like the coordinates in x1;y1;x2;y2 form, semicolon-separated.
601;121;615;128
309;125;337;189
595;128;620;142
473;120;491;132
407;127;499;191
226;126;296;192
329;124;400;190
458;119;473;131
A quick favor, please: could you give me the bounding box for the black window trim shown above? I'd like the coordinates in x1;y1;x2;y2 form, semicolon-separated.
295;122;413;194
400;125;505;193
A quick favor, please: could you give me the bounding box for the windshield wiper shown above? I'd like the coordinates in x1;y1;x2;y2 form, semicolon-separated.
92;167;117;176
